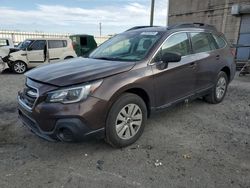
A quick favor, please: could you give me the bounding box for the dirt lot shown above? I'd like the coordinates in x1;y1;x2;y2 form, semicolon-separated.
0;72;249;188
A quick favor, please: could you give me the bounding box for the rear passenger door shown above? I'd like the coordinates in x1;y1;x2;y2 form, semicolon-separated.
48;40;67;63
189;32;219;91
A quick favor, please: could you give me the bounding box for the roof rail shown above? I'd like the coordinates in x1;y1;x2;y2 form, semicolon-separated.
126;26;159;31
168;22;217;31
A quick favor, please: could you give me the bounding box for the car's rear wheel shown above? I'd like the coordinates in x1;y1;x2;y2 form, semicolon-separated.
12;61;27;74
64;56;73;60
105;93;147;148
204;71;228;104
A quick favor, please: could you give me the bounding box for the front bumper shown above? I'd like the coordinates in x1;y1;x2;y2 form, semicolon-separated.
18;107;105;142
0;57;9;71
18;95;107;142
1;55;10;63
19;109;105;142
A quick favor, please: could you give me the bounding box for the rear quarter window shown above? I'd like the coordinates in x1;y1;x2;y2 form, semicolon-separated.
48;40;67;49
213;34;227;49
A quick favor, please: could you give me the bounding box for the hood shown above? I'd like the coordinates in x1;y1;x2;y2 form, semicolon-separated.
9;48;20;53
25;57;135;86
0;47;20;58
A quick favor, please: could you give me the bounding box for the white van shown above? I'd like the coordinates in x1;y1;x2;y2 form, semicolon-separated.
7;38;77;73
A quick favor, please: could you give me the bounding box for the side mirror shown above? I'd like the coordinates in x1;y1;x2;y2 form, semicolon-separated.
161;52;181;63
154;52;181;70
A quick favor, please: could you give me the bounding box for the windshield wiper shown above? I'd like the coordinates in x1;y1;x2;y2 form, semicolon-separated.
92;56;120;61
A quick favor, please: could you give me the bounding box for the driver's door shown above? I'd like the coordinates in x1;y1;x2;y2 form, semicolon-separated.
27;40;47;67
151;32;197;108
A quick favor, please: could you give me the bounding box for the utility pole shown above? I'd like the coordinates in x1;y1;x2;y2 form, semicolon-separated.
99;22;102;37
150;0;155;26
166;0;170;26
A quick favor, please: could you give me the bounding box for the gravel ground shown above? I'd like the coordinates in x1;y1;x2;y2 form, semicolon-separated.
0;71;249;188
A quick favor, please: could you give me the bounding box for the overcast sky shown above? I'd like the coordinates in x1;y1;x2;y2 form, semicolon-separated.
0;0;168;36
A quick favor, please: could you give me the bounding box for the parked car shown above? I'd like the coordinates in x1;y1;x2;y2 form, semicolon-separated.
0;38;14;61
70;34;97;57
5;38;77;74
17;23;236;147
0;38;14;47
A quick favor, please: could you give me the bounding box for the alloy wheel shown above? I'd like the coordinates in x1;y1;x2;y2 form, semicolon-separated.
216;77;227;100
115;103;142;140
14;62;26;73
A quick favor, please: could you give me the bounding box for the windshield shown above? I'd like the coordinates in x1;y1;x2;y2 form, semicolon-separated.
89;31;163;61
19;40;34;50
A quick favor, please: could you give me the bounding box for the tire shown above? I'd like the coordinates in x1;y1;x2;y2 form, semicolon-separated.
64;56;73;60
204;71;228;104
12;61;27;74
105;93;147;148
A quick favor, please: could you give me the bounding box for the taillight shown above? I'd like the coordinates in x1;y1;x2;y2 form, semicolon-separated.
70;42;74;50
230;48;236;57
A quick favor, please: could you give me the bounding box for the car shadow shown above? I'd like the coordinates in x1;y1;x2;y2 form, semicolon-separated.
1;68;13;74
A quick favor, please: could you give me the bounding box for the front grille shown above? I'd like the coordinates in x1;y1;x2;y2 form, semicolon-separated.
19;86;38;109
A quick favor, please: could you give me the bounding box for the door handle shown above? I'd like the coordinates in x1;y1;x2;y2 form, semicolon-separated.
188;62;197;69
216;55;220;60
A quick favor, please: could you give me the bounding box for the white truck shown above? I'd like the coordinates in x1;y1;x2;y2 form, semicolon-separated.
0;38;14;71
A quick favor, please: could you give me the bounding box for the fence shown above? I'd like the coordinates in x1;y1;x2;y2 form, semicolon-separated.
0;30;109;46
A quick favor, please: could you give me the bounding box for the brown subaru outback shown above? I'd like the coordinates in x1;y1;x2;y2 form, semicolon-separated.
18;23;236;147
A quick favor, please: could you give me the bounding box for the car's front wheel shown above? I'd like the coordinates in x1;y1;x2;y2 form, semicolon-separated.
105;93;147;148
12;61;27;74
204;71;228;104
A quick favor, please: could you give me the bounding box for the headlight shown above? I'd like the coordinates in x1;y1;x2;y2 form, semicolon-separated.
46;80;102;104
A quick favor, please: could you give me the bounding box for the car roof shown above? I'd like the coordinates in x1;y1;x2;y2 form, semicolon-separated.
125;23;219;34
70;34;94;37
24;38;69;41
126;26;167;33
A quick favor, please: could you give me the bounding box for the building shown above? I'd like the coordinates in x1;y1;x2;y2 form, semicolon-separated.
169;0;250;62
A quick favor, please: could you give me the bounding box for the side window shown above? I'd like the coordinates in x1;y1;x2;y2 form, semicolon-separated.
213;34;226;49
190;32;216;53
30;40;46;51
48;40;67;49
62;40;67;47
80;37;87;46
71;37;76;43
160;33;191;57
207;33;217;50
